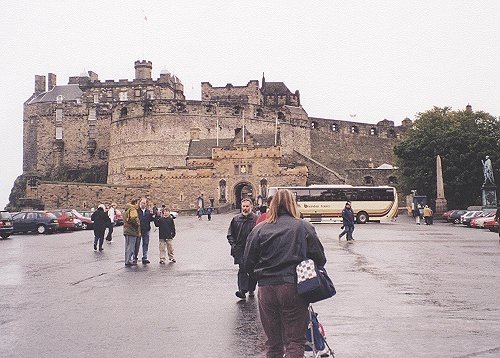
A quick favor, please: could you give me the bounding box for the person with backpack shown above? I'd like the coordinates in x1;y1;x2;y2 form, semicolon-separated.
123;199;141;266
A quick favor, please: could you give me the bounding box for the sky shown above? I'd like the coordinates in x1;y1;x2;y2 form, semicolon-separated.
1;0;499;209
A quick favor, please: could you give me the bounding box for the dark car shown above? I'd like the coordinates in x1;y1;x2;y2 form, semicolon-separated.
447;210;468;224
12;211;59;234
0;211;14;239
49;209;77;231
71;209;93;230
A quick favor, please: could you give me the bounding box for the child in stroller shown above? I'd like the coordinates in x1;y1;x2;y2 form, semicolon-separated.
305;305;335;357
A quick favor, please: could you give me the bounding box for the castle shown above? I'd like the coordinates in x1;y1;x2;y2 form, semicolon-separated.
17;60;410;211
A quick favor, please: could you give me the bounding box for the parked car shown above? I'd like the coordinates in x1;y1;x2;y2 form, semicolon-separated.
71;210;93;230
460;211;483;226
470;212;495;228
441;210;455;222
0;211;14;239
484;217;498;232
73;218;83;230
12;211;59;234
114;209;123;226
49;209;77;231
448;210;468;224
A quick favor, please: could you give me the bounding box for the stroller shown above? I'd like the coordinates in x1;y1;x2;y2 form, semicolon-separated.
304;305;335;357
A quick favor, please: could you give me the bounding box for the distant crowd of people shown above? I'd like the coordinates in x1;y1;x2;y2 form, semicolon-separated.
90;198;177;265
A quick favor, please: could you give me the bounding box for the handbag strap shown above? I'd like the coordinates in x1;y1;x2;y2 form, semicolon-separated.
299;219;307;259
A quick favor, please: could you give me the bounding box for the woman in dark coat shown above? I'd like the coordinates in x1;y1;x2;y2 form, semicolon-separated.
91;204;111;251
244;189;327;358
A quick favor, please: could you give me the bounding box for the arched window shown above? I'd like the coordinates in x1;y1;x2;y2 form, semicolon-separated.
219;179;226;202
351;125;359;134
388;176;398;185
364;176;374;185
387;129;396;138
277;112;285;120
255;108;263;117
331;123;338;132
311;121;319;129
260;178;268;197
369;127;377;135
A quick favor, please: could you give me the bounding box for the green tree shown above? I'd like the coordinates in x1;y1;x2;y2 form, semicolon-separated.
394;107;500;209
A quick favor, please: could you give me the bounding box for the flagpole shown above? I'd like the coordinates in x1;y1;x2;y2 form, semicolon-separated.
274;115;278;145
242;109;245;143
216;118;219;147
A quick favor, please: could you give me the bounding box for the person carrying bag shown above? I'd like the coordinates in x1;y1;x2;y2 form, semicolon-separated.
243;189;328;358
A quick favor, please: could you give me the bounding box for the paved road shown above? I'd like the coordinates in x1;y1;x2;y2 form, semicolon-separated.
0;213;499;357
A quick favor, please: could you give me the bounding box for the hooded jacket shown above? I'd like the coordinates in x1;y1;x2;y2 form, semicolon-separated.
123;203;141;237
243;213;326;286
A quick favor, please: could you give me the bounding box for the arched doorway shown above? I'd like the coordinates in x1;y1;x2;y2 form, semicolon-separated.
234;181;254;209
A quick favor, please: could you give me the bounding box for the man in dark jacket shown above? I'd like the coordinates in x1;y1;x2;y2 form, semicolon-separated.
227;198;258;300
135;197;155;264
339;201;355;241
91;204;111;251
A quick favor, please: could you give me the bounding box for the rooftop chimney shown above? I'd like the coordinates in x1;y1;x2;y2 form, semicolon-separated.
48;73;57;91
35;75;46;94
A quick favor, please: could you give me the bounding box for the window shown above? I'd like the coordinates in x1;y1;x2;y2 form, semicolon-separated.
56;95;63;104
256;108;263;117
147;91;154;99
388;176;398;185
120;107;128;117
88;108;96;121
311;121;318;129
93;94;99;103
351;125;359;134
219;180;226;201
260;178;268;197
277;112;285;120
331;123;338;132
364;176;374;185
135;89;142;97
55;127;63;140
119;91;128;101
106;90;113;98
88;125;96;139
55;109;63;122
369;127;377;135
387;129;396;138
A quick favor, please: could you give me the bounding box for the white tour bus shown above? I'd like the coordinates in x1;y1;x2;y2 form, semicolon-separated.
267;185;398;223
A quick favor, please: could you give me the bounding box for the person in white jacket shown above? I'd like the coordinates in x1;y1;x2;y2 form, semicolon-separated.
106;202;117;242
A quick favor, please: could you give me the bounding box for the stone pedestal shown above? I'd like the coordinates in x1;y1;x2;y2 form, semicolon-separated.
481;184;497;209
435;197;448;215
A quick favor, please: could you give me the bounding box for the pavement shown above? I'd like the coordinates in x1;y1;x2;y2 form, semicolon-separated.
0;213;499;357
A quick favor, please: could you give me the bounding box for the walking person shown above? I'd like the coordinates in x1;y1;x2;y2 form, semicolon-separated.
105;202;117;242
123;199;141;266
423;205;433;225
243;188;327;358
414;203;422;225
135;197;154;264
227;198;258;300
256;196;273;225
339;201;355;241
154;208;176;264
91;204;111;251
206;205;213;221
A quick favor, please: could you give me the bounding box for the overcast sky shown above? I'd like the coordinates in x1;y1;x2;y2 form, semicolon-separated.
1;1;499;209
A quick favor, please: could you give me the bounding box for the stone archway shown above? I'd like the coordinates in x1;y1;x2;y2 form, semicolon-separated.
233;181;254;209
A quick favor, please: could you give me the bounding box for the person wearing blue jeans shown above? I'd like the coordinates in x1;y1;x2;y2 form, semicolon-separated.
135;197;154;264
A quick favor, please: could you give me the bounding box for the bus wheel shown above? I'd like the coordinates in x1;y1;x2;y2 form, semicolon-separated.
356;212;369;224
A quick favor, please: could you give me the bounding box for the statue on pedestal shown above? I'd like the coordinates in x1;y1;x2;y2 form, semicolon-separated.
481;156;495;185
